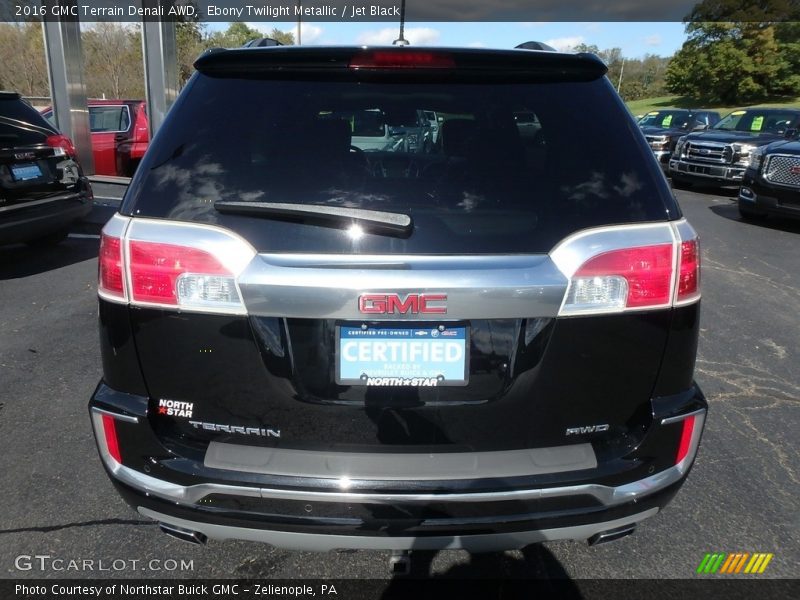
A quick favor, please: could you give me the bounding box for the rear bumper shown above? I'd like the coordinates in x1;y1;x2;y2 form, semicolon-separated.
136;505;662;552
89;382;706;551
104;451;686;551
0;187;92;244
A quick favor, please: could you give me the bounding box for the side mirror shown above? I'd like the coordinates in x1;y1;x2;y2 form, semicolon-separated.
693;123;709;131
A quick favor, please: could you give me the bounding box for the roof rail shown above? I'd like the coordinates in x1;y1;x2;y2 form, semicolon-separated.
515;41;557;52
242;38;284;48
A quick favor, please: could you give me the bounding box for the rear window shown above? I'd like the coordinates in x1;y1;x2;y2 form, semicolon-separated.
0;98;57;148
125;75;673;254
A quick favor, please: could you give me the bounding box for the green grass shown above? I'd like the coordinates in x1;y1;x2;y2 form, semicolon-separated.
626;95;800;118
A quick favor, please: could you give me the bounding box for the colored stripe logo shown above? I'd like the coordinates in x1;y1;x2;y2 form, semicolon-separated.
697;553;774;574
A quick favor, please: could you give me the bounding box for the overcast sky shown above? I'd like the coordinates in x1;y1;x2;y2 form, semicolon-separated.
207;21;688;58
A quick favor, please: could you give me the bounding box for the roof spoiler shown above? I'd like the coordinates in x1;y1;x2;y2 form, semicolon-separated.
194;47;607;81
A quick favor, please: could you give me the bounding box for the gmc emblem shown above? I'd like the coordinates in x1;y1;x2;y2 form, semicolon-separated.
358;293;447;314
790;165;800;175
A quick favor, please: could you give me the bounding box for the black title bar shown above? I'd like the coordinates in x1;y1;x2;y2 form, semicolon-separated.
4;0;800;22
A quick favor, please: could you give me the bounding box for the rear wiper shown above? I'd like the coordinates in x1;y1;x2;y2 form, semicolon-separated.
214;201;413;236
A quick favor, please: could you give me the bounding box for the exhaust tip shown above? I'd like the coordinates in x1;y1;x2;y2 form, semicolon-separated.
159;522;208;545
587;523;636;546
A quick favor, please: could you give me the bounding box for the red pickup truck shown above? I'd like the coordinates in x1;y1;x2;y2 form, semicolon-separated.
42;99;149;177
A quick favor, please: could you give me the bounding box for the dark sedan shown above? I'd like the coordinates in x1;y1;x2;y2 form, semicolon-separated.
1;92;92;246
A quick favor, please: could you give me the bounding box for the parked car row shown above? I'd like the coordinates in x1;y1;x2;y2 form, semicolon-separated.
668;108;800;187
640;107;800;222
42;99;149;177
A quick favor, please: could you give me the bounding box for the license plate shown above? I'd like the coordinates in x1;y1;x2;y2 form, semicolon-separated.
11;163;42;181
336;324;468;387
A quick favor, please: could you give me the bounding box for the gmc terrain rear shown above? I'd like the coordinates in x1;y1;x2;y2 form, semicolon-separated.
89;45;706;553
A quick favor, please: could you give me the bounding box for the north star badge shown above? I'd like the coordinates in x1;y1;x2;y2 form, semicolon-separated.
157;399;193;418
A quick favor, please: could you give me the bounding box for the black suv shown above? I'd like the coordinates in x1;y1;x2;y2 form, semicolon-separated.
669;108;800;187
89;46;706;554
739;138;800;221
0;92;92;246
638;109;720;170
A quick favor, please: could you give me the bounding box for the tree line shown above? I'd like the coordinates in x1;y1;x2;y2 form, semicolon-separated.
0;22;676;103
0;21;289;100
666;21;800;104
2;6;799;107
664;0;800;104
573;44;672;101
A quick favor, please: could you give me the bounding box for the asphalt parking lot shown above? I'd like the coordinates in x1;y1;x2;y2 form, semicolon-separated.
0;186;798;582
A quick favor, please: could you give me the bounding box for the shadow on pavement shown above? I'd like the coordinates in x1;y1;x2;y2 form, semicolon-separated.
709;203;800;234
0;235;99;280
380;545;583;599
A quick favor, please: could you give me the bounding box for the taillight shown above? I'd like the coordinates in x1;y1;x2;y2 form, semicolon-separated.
101;414;122;464
350;51;455;69
97;215;255;314
661;409;705;470
129;240;240;308
134;106;149;143
98;233;125;299
134;125;148;143
675;415;696;464
563;244;673;313
46;134;77;158
553;221;700;316
675;239;700;303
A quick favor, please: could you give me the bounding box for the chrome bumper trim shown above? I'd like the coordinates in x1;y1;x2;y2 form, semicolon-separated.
669;160;745;180
138;506;660;551
92;407;140;424
660;408;705;426
92;407;705;508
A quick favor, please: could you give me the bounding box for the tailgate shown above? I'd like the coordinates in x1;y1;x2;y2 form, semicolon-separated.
129;250;671;453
